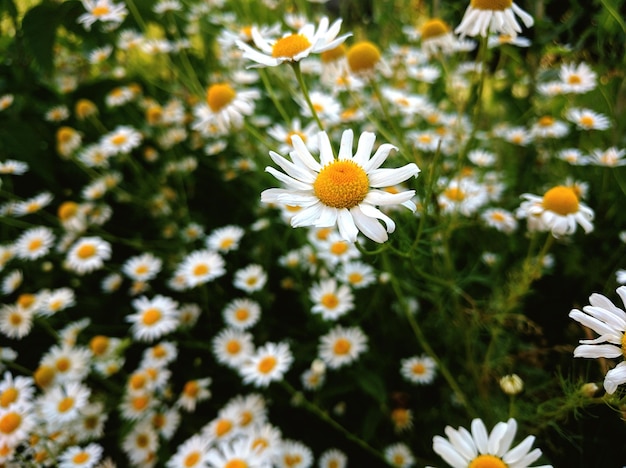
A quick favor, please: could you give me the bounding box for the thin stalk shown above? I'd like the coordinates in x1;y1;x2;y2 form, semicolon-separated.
291;62;325;131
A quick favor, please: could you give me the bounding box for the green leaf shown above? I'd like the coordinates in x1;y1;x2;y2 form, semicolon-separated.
353;369;387;405
0;0;18;20
21;2;62;74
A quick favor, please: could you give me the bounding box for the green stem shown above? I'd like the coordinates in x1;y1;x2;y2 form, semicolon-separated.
291;62;325;132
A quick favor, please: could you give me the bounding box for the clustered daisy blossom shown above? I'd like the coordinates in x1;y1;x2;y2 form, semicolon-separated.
455;0;534;38
262;129;420;243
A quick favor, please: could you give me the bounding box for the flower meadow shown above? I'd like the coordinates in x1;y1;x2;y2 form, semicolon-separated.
1;0;626;466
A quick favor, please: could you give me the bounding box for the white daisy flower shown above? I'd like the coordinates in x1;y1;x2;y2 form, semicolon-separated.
233;264;267;293
122;252;163;282
316;232;361;267
569;286;626;394
557;148;587;165
419;18;458;55
212;328;255;368
400;354;437;384
192;83;260;136
222;393;267;430
319;448;347;468
12;192;53;217
39;381;91;425
207;433;271;467
481;208;518;234
1;269;22;295
432;417;550;468
262;129;420;243
267;118;320;154
39;287;76;316
176;377;212;412
166;434;210;468
318;325;368;369
222;298;261;330
65;236;112;274
78;0;128;31
516;185;594;237
13;226;55;260
309;278;354;321
100;125;143;156
529;116;569;139
587;146;626;167
0;405;35;448
240;341;294;387
127;295;179;342
565;107;611;131
206;225;245;253
559;62;597;94
384;442;415;468
0;159;28;175
0;304;34;339
40;344;92;384
57;443;103;468
0;372;35;409
174;249;226;289
337;260;377;289
276;439;313;468
454;0;534;38
236;16;351;68
437;177;489;217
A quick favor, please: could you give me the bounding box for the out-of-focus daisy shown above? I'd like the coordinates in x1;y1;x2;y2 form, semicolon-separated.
565;107;610;131
0;372;35;409
0;94;14;111
481;208;518;234
45;105;70;122
39;287;76;316
39;344;91;385
233;264;267;293
530;115;569;139
247;423;282;460
88;45;113;64
318;325;368;369
39;381;91;425
78;0;128;31
346;40;389;77
206;434;270;467
319;448;347;468
277;439;313;468
105;85;136;107
400;354;437;384
222;298;261;330
153;0;182;15
65;237;112;274
13;226;55;261
236;16;351;68
437;177;489;217
454;0;534;38
56;126;82;158
391;407;414;433
0;405;35;448
121;420;158;464
498;125;532;146
0;159;28;175
166;434;210;468
616;269;626;285
468;149;496;167
559;62;597;94
122;253;162;282
174;249;226;289
488;33;531;48
262;129;419;243
0;304;34;339
432;417;550;468
516;185;594;237
316;232;361;266
212;328;255;368
100;125;143;156
557;148;587;165
75;98;98;120
206;225;245;253
57;443;103;468
309;278;354;321
12;192;53;217
337;261;377;289
192;83;260;136
1;270;22;295
587;147;626;167
127;295;179;342
569;286;626;394
267;118;319;154
384;442;415;468
240;341;293;387
419;18;458;55
222;393;267;430
176;377;212;412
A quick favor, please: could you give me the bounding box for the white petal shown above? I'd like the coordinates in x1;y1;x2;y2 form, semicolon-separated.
358;203;395;233
290;136;322;172
502;436;535;465
362;143;397;172
604;361;626;394
433;436;469;468
268;151;317;184
338;129;354;161
364;190;416;207
265;167;312;191
351;206;388;243
290;203;325;228
317;131;335;166
471;418;489;454
368;164;420;187
487;421;509;454
573;344;622;359
352;132;377;166
336;209;358;243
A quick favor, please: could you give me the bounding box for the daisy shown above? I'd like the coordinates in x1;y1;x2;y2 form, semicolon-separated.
419;18;458;55
0;94;14;111
39;287;76;316
206;434;270;467
309;278;354;321
38;381;91;425
192;83;259;136
240;342;294;387
277;439;313;468
432;418;550;468
0;405;35;448
261;129;420;243
316;232;361;266
65;237;111;274
40;344;91;384
179;303;201;328
74;98;98;120
0;372;35;409
557;148;587;165
559;62;597;94
1;270;22;295
212;328;255;368
105;85;135;107
173;249;226;289
468;149;497;167
384;442;415;468
565;107;610;131
267;118;320;154
319;449;347;468
202;407;241;444
400;354;437;384
127;295;179;342
454;0;534;38
437;177;489;217
206;225;245;253
121;420;158;464
318;325;368;369
78;0;128;31
176;378;212;412
13;192;53;217
150;407;180;441
481;208;518;234
122;253;162;282
88;45;113;64
529;116;569;139
222;393;267;429
617;269;626;285
166;434;210;468
0;305;33;340
223;298;261;330
100;125;143;156
337;261;376;289
13;226;55;260
57;443;103;468
236;16;351;68
233;264;267;293
587;146;626;167
0;159;28;175
569;286;626;394
45;105;70;122
346;40;385;77
516;185;594;237
488;33;531;48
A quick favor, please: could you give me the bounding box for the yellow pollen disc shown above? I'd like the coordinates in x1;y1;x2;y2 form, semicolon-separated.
57;396;75;413
246;277;257;286
75;99;96;119
152;344;166;358
92;5;110;16
220;238;234;249
491;212;506;222
17;294;36;309
468;454;508;468
215;419;232;437
76;244;96;259
285;205;302;213
241;26;253;39
240;411;253;426
330;241;349;255
568;75;582;84
90;335;109;355
333;338;351;355
28;238;43;252
347;41;382;73
184;451;201;467
72;452;90;464
271;34;312;58
328;462;339;468
183;381;199;397
57;127;75;143
286;130;306;146
58;201;79;220
84;415;98;429
226;340;241;354
0;412;21;434
111;134;127;146
132;395;149;411
56;357;70;372
313;160;369;209
9;313;22;326
136;434;149;447
235;308;249;321
621;332;626;358
0;388;18;408
193;264;209;277
418;134;432;144
421;19;450;39
542;186;579;215
321;293;339;309
348;272;363;284
470;0;512;10
224;459;248;468
538;116;555;127
316;227;333;240
252;438;268;450
579;116;594;127
142;308;162;325
206;83;236;113
320;44;346;63
34;365;55;388
444;187;465;202
130;373;147;390
284;454;302;466
258;356;277;374
412;363;426;374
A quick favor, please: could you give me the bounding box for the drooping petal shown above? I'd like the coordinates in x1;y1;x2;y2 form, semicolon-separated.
604;361;626;394
573;343;622;359
358;203;396;233
336;208;359;243
351;206;388;243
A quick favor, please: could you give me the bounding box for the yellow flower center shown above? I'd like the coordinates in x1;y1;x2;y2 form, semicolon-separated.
224;460;248;468
215;419;232;437
111;134;127;146
235;308;249;321
0;388;18;408
56;357;71;373
313;161;369;209
9;312;22;326
285;130;307;146
271;34;311;58
490;212;506;222
206;83;236;112
284;454;302;467
333;338;351;355
621;331;626;358
0;412;21;434
542;186;579;215
57;396;75;413
92;5;110;16
468;454;508;468
34;365;55;388
226;340;241;354
183;381;199;397
184;452;201;467
58;201;79;221
330;241;349;255
470;0;512;10
73;452;90;464
347;41;382;73
17;294;36;309
412;363;426;374
76;244;96;259
220;238;235;249
90;335;110;356
130;373;147;391
421;19;450;39
28;238;43;252
568;75;582;85
57;127;75;144
321;44;346;63
132;395;149;411
75;99;96;119
142;308;162;325
579;116;594;127
193;264;209;277
348;272;363;284
538;116;554;127
444;187;466;202
240;411;253;426
257;356;277;374
321;293;339;309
